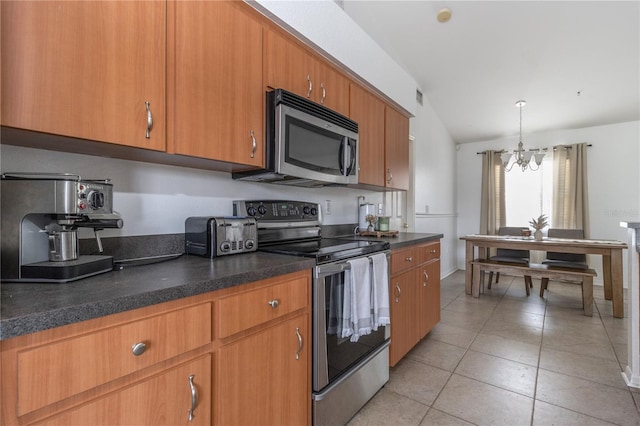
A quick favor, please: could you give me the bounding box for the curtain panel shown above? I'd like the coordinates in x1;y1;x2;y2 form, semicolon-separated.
552;142;590;237
479;150;505;235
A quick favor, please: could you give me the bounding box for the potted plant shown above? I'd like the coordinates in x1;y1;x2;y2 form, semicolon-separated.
529;214;548;241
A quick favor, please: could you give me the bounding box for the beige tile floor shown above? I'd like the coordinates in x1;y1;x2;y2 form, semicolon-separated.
348;271;640;426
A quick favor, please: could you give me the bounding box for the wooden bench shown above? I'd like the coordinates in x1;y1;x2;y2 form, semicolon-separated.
471;259;597;316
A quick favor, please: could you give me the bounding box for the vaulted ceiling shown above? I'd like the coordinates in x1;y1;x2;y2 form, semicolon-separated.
341;1;640;143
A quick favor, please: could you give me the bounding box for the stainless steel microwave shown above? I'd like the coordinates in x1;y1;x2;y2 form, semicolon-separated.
233;89;359;187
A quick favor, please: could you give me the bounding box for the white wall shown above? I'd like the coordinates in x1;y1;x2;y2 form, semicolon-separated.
456;120;640;287
411;96;458;277
0;145;384;239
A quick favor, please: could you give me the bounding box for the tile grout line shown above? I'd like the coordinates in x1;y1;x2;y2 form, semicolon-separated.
529;278;549;426
420;274;510;425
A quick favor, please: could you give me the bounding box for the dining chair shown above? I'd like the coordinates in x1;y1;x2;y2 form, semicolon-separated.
487;226;532;290
540;228;588;296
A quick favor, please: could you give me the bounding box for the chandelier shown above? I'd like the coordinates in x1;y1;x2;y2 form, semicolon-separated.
501;100;546;171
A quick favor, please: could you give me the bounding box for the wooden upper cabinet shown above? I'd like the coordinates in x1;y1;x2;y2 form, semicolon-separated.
384;106;410;191
313;60;349;116
0;1;166;151
172;1;264;167
349;84;385;187
264;29;349;116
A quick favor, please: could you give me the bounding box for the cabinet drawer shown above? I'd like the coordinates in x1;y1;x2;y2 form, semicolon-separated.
391;246;417;275
417;241;440;264
217;274;309;338
16;303;212;416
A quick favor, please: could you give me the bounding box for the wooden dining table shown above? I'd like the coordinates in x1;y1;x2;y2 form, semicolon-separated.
460;234;628;318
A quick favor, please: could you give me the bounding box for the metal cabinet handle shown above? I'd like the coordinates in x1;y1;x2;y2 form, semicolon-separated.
268;299;279;309
188;374;197;421
131;342;146;356
306;74;313;97
320;83;326;104
405;257;413;262
145;101;153;139
295;327;303;360
250;130;257;158
395;284;401;302
430;249;437;254
423;271;429;286
386;168;393;183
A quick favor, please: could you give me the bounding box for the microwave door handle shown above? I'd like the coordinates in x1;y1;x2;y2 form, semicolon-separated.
345;139;356;176
338;139;345;175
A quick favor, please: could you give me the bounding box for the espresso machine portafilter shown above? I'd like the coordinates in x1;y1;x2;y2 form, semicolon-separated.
1;173;124;283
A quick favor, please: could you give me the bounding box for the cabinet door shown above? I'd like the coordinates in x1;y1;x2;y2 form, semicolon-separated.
217;314;310;426
264;29;349;116
1;1;166;151
389;269;419;366
384;106;410;190
264;29;315;100
173;1;263;166
314;60;349;116
418;260;441;338
36;355;212;426
350;84;385;187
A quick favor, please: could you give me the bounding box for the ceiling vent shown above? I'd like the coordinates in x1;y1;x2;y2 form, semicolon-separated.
416;89;423;106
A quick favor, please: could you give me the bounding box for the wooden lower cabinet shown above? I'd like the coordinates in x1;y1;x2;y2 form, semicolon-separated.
419;259;441;339
216;314;310;426
0;269;311;426
389;241;441;366
389;268;420;366
34;355;212;426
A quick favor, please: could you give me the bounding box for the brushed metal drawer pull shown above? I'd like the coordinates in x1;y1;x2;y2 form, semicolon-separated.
405;257;413;262
423;271;429;286
430;249;437;254
320;83;326;104
250;130;256;158
268;299;280;309
188;374;197;421
295;327;303;360
145;101;153;139
307;74;313;97
386;168;393;183
131;342;146;356
395;284;401;302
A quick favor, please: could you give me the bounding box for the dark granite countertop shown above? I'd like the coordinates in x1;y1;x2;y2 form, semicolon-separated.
1;252;315;340
621;222;640;252
0;232;441;341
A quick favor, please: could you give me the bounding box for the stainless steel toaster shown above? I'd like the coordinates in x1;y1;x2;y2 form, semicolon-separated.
185;216;257;258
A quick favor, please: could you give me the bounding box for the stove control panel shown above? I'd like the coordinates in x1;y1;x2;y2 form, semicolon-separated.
233;200;319;222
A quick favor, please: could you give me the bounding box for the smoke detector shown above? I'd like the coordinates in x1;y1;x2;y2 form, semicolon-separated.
437;8;452;23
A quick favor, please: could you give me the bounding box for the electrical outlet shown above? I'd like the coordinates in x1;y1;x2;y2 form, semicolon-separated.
325;200;332;215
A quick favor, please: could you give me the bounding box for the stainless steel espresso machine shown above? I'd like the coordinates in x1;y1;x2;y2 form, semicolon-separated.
1;173;124;283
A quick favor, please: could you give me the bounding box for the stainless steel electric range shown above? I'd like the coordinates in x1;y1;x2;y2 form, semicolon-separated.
234;200;391;426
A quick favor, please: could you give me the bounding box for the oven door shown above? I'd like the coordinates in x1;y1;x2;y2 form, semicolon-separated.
313;253;390;392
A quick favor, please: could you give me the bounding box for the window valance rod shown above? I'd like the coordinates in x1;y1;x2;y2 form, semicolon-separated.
477;144;592;155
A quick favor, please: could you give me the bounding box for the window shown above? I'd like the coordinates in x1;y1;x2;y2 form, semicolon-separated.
504;155;553;228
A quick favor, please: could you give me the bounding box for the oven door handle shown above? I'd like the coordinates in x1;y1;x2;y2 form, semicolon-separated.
316;261;351;278
314;251;390;279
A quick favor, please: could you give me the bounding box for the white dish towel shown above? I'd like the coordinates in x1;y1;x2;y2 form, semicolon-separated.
370;252;390;329
345;256;372;342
